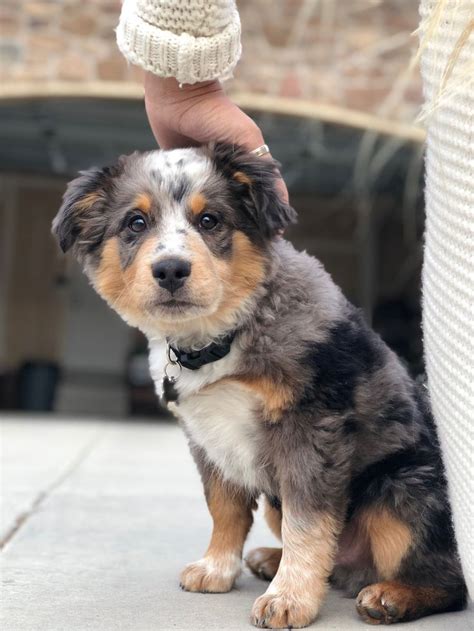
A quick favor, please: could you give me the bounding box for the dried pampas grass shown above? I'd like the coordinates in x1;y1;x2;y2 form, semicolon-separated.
416;0;474;123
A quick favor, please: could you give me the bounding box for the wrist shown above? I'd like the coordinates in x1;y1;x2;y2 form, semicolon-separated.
145;74;222;104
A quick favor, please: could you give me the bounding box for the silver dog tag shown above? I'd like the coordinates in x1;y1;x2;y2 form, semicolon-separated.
163;375;179;404
162;347;182;405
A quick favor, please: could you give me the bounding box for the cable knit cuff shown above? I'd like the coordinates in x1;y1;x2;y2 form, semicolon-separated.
116;0;242;84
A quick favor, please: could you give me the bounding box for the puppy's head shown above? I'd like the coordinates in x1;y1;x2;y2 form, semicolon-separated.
52;143;296;337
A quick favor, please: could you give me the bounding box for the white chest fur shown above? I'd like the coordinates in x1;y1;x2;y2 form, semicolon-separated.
148;340;265;491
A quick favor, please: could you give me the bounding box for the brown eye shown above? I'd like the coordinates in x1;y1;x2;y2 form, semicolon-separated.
128;215;147;233
199;213;218;230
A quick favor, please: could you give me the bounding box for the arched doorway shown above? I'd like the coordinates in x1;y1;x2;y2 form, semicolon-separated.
0;90;425;415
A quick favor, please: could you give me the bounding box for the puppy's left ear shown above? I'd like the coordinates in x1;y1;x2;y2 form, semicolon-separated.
210;142;297;239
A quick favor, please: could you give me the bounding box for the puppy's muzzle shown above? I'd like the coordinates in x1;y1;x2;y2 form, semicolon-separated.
151;258;191;295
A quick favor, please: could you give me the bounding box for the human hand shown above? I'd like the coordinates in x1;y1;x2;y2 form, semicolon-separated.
144;74;289;203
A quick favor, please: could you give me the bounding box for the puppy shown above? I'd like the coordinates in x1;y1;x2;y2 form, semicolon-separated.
52;144;466;628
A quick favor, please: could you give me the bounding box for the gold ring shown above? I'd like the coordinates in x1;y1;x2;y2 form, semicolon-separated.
250;144;270;158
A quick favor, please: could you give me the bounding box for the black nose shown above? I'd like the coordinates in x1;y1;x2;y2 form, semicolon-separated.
151;258;191;294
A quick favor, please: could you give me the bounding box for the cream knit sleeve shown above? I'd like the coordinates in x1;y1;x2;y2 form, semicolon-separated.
116;0;241;84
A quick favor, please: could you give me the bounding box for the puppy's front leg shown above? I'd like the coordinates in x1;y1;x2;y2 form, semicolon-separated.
180;474;254;593
251;501;340;628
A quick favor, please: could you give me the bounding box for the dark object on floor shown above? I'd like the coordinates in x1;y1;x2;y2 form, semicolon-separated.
18;361;59;412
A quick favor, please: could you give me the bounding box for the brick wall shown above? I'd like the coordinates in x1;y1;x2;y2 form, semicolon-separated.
0;0;422;121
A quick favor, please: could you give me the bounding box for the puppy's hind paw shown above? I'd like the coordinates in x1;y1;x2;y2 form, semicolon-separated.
246;547;281;581
356;583;409;625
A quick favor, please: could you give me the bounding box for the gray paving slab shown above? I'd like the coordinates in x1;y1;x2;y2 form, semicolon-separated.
1;417;472;630
1;415;102;544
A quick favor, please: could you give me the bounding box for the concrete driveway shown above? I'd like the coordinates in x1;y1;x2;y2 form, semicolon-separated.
1;416;472;630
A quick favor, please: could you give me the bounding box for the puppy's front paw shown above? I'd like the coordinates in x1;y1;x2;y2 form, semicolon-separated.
180;555;241;593
251;591;317;629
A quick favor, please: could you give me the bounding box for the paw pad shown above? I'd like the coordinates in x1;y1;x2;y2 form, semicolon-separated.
356;584;405;625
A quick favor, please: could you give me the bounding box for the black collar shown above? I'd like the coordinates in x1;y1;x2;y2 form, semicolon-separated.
168;331;236;371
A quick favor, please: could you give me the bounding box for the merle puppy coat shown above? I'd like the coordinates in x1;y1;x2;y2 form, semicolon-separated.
52;144;466;628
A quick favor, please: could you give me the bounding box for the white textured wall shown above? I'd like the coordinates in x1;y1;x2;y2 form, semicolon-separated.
420;0;474;596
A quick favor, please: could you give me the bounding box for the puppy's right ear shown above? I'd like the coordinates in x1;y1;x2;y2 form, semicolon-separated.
52;163;119;254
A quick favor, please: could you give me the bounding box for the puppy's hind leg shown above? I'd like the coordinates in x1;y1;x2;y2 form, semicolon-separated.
246;496;282;581
355;506;467;624
356;578;467;625
246;547;282;582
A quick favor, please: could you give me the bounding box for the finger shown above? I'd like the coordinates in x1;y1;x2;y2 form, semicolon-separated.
273;174;290;205
251;148;289;204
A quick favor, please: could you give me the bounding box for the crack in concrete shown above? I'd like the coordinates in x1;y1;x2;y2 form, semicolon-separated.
0;428;104;551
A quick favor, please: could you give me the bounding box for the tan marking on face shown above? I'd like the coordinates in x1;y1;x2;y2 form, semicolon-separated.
94;236;157;329
94;237;125;302
182;231;223;307
233;171;252;186
157;230;265;334
232;375;294;422
211;231;265;321
251;511;340;628
135;230;265;339
133;193;152;215
189;192;207;215
180;475;253;593
360;508;413;579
